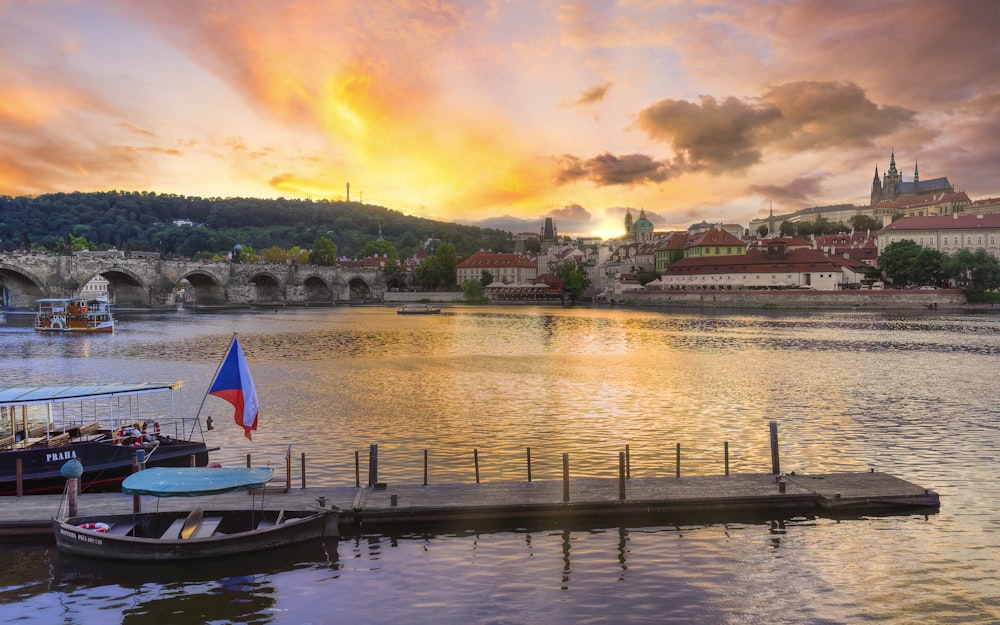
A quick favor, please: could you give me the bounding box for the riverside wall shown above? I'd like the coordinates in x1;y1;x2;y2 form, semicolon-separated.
610;289;969;310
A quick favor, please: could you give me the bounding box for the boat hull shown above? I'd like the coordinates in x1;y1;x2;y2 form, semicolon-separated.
54;508;339;561
0;440;216;496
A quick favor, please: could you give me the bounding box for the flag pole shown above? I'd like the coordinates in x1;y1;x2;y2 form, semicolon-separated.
195;333;237;421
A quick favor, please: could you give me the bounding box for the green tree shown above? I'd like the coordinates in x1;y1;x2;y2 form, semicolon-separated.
557;260;590;302
480;270;494;287
756;225;768;237
261;245;288;264
309;236;338;266
462;279;486;303
878;240;921;286
911;248;948;286
947;248;1000;300
850;214;881;232
779;220;796;237
358;239;398;262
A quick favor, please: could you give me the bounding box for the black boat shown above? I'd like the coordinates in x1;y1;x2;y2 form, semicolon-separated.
54;467;339;561
0;382;217;496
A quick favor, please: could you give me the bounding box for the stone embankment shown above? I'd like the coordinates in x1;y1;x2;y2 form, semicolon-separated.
611;289;967;309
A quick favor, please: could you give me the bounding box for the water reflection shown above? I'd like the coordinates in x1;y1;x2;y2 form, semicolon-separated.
0;306;997;624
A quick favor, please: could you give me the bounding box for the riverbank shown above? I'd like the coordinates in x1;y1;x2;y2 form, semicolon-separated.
607;288;970;309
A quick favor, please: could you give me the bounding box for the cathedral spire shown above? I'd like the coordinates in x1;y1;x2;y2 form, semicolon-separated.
914;159;919;183
887;149;898;176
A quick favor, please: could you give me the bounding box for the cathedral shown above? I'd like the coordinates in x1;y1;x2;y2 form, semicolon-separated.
624;208;655;243
870;149;954;206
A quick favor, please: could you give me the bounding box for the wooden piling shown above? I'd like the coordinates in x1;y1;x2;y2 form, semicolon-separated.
15;459;22;497
676;443;681;478
474;449;480;485
769;421;780;474
301;452;306;489
368;444;378;487
724;441;729;476
423;449;428;486
562;453;570;502
618;452;626;501
355;450;360;488
526;447;532;482
625;444;631;479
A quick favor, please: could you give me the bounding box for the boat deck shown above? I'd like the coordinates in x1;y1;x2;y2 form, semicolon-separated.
0;470;938;538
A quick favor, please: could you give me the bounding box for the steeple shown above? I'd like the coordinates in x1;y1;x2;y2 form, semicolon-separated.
624;207;634;236
887;149;898;176
914;160;919;184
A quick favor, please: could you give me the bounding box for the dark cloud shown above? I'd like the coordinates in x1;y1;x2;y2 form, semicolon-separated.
548;203;592;221
627;81;915;177
556;152;673;186
636;95;780;171
574;82;612;106
760;81;914;150
747;175;826;207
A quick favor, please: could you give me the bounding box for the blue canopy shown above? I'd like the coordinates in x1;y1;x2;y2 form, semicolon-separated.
121;467;275;497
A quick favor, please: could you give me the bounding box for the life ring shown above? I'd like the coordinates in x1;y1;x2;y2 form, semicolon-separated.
113;428;124;445
153;421;161;437
78;522;110;533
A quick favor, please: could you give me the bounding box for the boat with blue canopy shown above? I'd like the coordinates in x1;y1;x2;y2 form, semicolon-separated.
53;466;339;561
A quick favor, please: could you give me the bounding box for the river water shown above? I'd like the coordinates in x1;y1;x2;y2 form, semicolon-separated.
0;305;997;624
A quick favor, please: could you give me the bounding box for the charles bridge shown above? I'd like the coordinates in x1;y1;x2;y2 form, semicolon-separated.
0;252;385;309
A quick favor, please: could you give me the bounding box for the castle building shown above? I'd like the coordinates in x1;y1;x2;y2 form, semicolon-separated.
871;149;955;206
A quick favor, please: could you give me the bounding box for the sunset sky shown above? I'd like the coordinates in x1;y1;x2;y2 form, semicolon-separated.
1;1;998;238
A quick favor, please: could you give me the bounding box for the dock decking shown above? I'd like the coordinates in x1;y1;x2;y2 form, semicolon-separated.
0;471;938;538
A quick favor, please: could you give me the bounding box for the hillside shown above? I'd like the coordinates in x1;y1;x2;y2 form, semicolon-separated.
0;191;515;259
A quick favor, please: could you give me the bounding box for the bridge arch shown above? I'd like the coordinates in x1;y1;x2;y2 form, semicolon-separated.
301;273;333;303
0;264;46;308
176;270;226;306
248;270;285;304
348;276;373;301
82;267;150;307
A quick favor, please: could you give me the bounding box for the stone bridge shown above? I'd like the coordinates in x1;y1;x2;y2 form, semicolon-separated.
0;253;385;309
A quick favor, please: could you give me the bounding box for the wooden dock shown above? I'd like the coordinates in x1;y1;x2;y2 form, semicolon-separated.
0;471;938;539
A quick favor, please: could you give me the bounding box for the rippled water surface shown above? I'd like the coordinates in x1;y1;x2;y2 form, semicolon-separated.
0;305;997;624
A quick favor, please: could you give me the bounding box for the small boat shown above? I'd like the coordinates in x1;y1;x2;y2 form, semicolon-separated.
397;304;441;315
34;297;115;333
53;467;339;561
0;382;218;496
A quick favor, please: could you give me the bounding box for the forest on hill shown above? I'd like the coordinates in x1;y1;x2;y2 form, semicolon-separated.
0;191;516;260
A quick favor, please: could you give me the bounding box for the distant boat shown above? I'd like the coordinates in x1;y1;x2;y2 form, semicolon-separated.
53;467;339;561
33;297;115;333
397;304;441;315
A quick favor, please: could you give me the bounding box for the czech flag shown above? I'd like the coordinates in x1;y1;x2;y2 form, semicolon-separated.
208;336;259;440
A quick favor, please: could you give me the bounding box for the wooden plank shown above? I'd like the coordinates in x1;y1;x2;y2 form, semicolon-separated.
106;522;135;536
160;517;186;539
189;517;223;539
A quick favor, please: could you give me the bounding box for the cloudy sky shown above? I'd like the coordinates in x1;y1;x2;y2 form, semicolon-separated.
1;1;997;237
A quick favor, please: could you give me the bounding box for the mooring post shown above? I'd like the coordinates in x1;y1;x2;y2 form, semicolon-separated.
68;478;78;516
676;443;681;478
769;421;780;474
526;447;532;482
423;449;428;486
355;450;360;488
474;448;480;484
246;453;251;468
301;452;306;489
562;453;570;502
132;450;145;513
15;459;22;497
724;441;730;476
368;444;378;487
618;452;626;501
